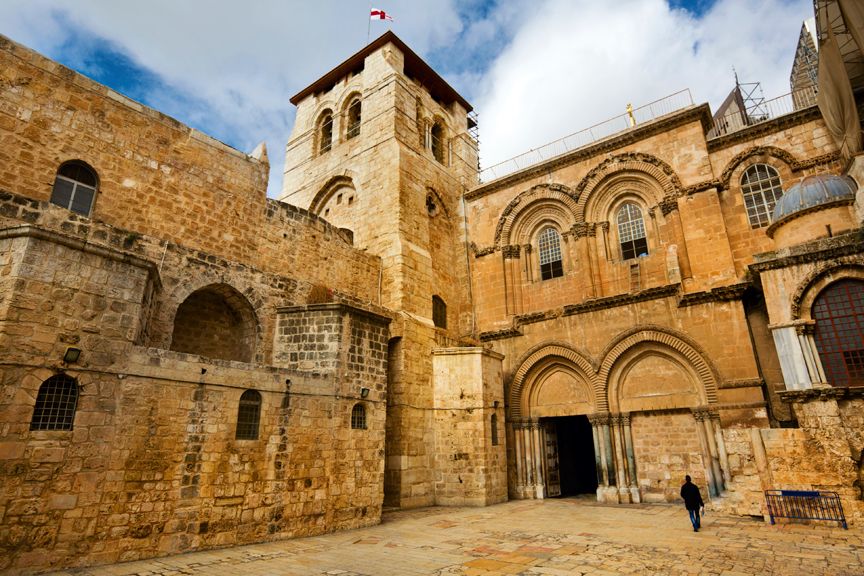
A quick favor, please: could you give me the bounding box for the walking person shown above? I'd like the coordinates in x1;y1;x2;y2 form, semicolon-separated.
680;475;704;532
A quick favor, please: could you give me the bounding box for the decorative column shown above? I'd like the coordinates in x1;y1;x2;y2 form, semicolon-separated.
693;409;720;497
621;413;641;503
589;414;605;487
512;420;527;498
770;320;826;390
709;411;730;487
572;222;598;297
531;420;545;498
610;415;630;502
502;245;522;317
591;412;618;503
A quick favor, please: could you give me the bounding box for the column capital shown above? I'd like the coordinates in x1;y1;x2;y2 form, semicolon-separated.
588;412;610;426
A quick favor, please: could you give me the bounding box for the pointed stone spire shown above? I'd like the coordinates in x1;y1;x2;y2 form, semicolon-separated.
250;141;269;165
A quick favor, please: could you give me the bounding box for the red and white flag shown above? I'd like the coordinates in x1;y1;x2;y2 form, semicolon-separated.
370;8;393;21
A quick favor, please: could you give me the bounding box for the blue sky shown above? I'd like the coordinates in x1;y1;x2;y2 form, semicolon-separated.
0;0;812;197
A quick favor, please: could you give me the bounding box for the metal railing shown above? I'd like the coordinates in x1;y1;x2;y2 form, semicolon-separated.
765;489;848;529
707;87;818;139
478;89;694;183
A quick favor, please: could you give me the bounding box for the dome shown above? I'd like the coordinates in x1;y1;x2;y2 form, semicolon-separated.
772;173;857;223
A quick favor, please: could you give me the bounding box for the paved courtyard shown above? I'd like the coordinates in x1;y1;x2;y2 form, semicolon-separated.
48;498;862;576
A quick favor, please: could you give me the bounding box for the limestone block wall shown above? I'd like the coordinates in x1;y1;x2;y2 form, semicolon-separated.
0;36;381;301
0;346;387;574
431;348;506;506
631;411;707;502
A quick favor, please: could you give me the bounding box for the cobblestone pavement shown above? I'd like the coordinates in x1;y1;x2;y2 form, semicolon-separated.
48;498;863;576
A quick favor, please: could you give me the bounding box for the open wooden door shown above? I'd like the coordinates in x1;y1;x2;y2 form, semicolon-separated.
543;421;561;497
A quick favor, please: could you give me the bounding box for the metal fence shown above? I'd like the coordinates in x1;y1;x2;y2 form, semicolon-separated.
707;87;819;139
478;89;694;183
764;489;847;529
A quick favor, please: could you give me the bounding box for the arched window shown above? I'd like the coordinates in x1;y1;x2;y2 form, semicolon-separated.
432;295;447;329
741;164;783;228
430;121;445;164
346;98;361;139
50;161;97;217
491;413;499;446
318;110;333;154
538;227;564;280
235;389;262;440
617;202;648;260
30;374;78;431
813;279;864;387
351;403;366;429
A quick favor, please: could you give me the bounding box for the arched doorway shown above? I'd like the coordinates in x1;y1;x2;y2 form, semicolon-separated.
508;345;598;500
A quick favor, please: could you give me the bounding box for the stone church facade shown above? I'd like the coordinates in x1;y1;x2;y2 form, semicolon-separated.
1;12;863;575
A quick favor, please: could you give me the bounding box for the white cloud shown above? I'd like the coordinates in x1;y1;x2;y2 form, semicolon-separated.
474;0;812;169
0;0;813;192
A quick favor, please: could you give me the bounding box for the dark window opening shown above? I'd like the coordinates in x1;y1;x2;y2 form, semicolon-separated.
813;279;864;387
538;227;564;280
31;374;78;431
319;111;333;154
51;161;97;217
617;202;648;260
431;122;445;164
432;295;447;329
235;389;262;440
491;413;499;446
351;403;367;429
347;99;361;139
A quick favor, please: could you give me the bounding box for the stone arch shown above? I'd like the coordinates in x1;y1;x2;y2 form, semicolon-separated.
170;283;259;363
719;146;798;191
793;261;864;321
425;186;451;220
584;173;667;225
575;152;682;219
309;175;357;216
339;90;363;139
494;183;579;247
508;343;599;420
598;327;719;412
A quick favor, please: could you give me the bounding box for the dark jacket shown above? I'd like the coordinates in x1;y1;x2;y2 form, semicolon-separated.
680;481;704;511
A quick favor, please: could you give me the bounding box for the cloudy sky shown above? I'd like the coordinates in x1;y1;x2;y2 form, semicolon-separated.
1;0;812;196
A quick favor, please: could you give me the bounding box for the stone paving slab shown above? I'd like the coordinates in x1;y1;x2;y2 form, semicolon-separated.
46;498;863;576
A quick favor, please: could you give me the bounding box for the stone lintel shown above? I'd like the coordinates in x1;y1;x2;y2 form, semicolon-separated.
432;346;504;360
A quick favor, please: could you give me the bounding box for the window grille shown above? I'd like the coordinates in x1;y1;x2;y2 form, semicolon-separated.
432;295;447;329
30;374;78;431
813;279;864;387
491;413;499;446
319;111;333;154
235;389;262;440
50;161;97;217
741;164;783;228
346;99;361;139
351;403;366;429
538;227;564;280
617;202;648;260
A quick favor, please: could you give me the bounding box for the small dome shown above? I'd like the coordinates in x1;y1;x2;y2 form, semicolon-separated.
772;173;857;223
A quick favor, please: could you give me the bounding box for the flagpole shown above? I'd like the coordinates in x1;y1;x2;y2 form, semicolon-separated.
367;1;372;44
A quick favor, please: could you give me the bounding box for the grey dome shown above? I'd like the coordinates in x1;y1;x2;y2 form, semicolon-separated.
773;173;857;223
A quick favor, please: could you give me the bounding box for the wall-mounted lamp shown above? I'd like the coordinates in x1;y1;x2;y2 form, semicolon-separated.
360;387;370;399
63;347;81;364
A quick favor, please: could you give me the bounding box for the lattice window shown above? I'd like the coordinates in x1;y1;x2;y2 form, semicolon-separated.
50;161;97;217
432;295;447;329
235;389;262;440
318;110;333;154
491;413;499;446
30;374;78;431
538;227;563;280
617;202;648;260
741;164;783;228
346;99;361;139
813;279;864;387
351;403;366;430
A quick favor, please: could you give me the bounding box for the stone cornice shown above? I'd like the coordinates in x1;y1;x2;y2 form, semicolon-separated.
276;302;392;325
718;378;764;389
706;106;823;152
464;104;712;201
478;327;523;342
677;282;750;307
749;230;864;273
779;386;864;402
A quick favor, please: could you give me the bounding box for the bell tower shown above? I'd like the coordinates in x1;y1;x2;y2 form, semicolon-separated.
281;32;480;508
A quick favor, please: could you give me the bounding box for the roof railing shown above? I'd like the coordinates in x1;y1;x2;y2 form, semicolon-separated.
707;86;818;139
478;89;694;183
